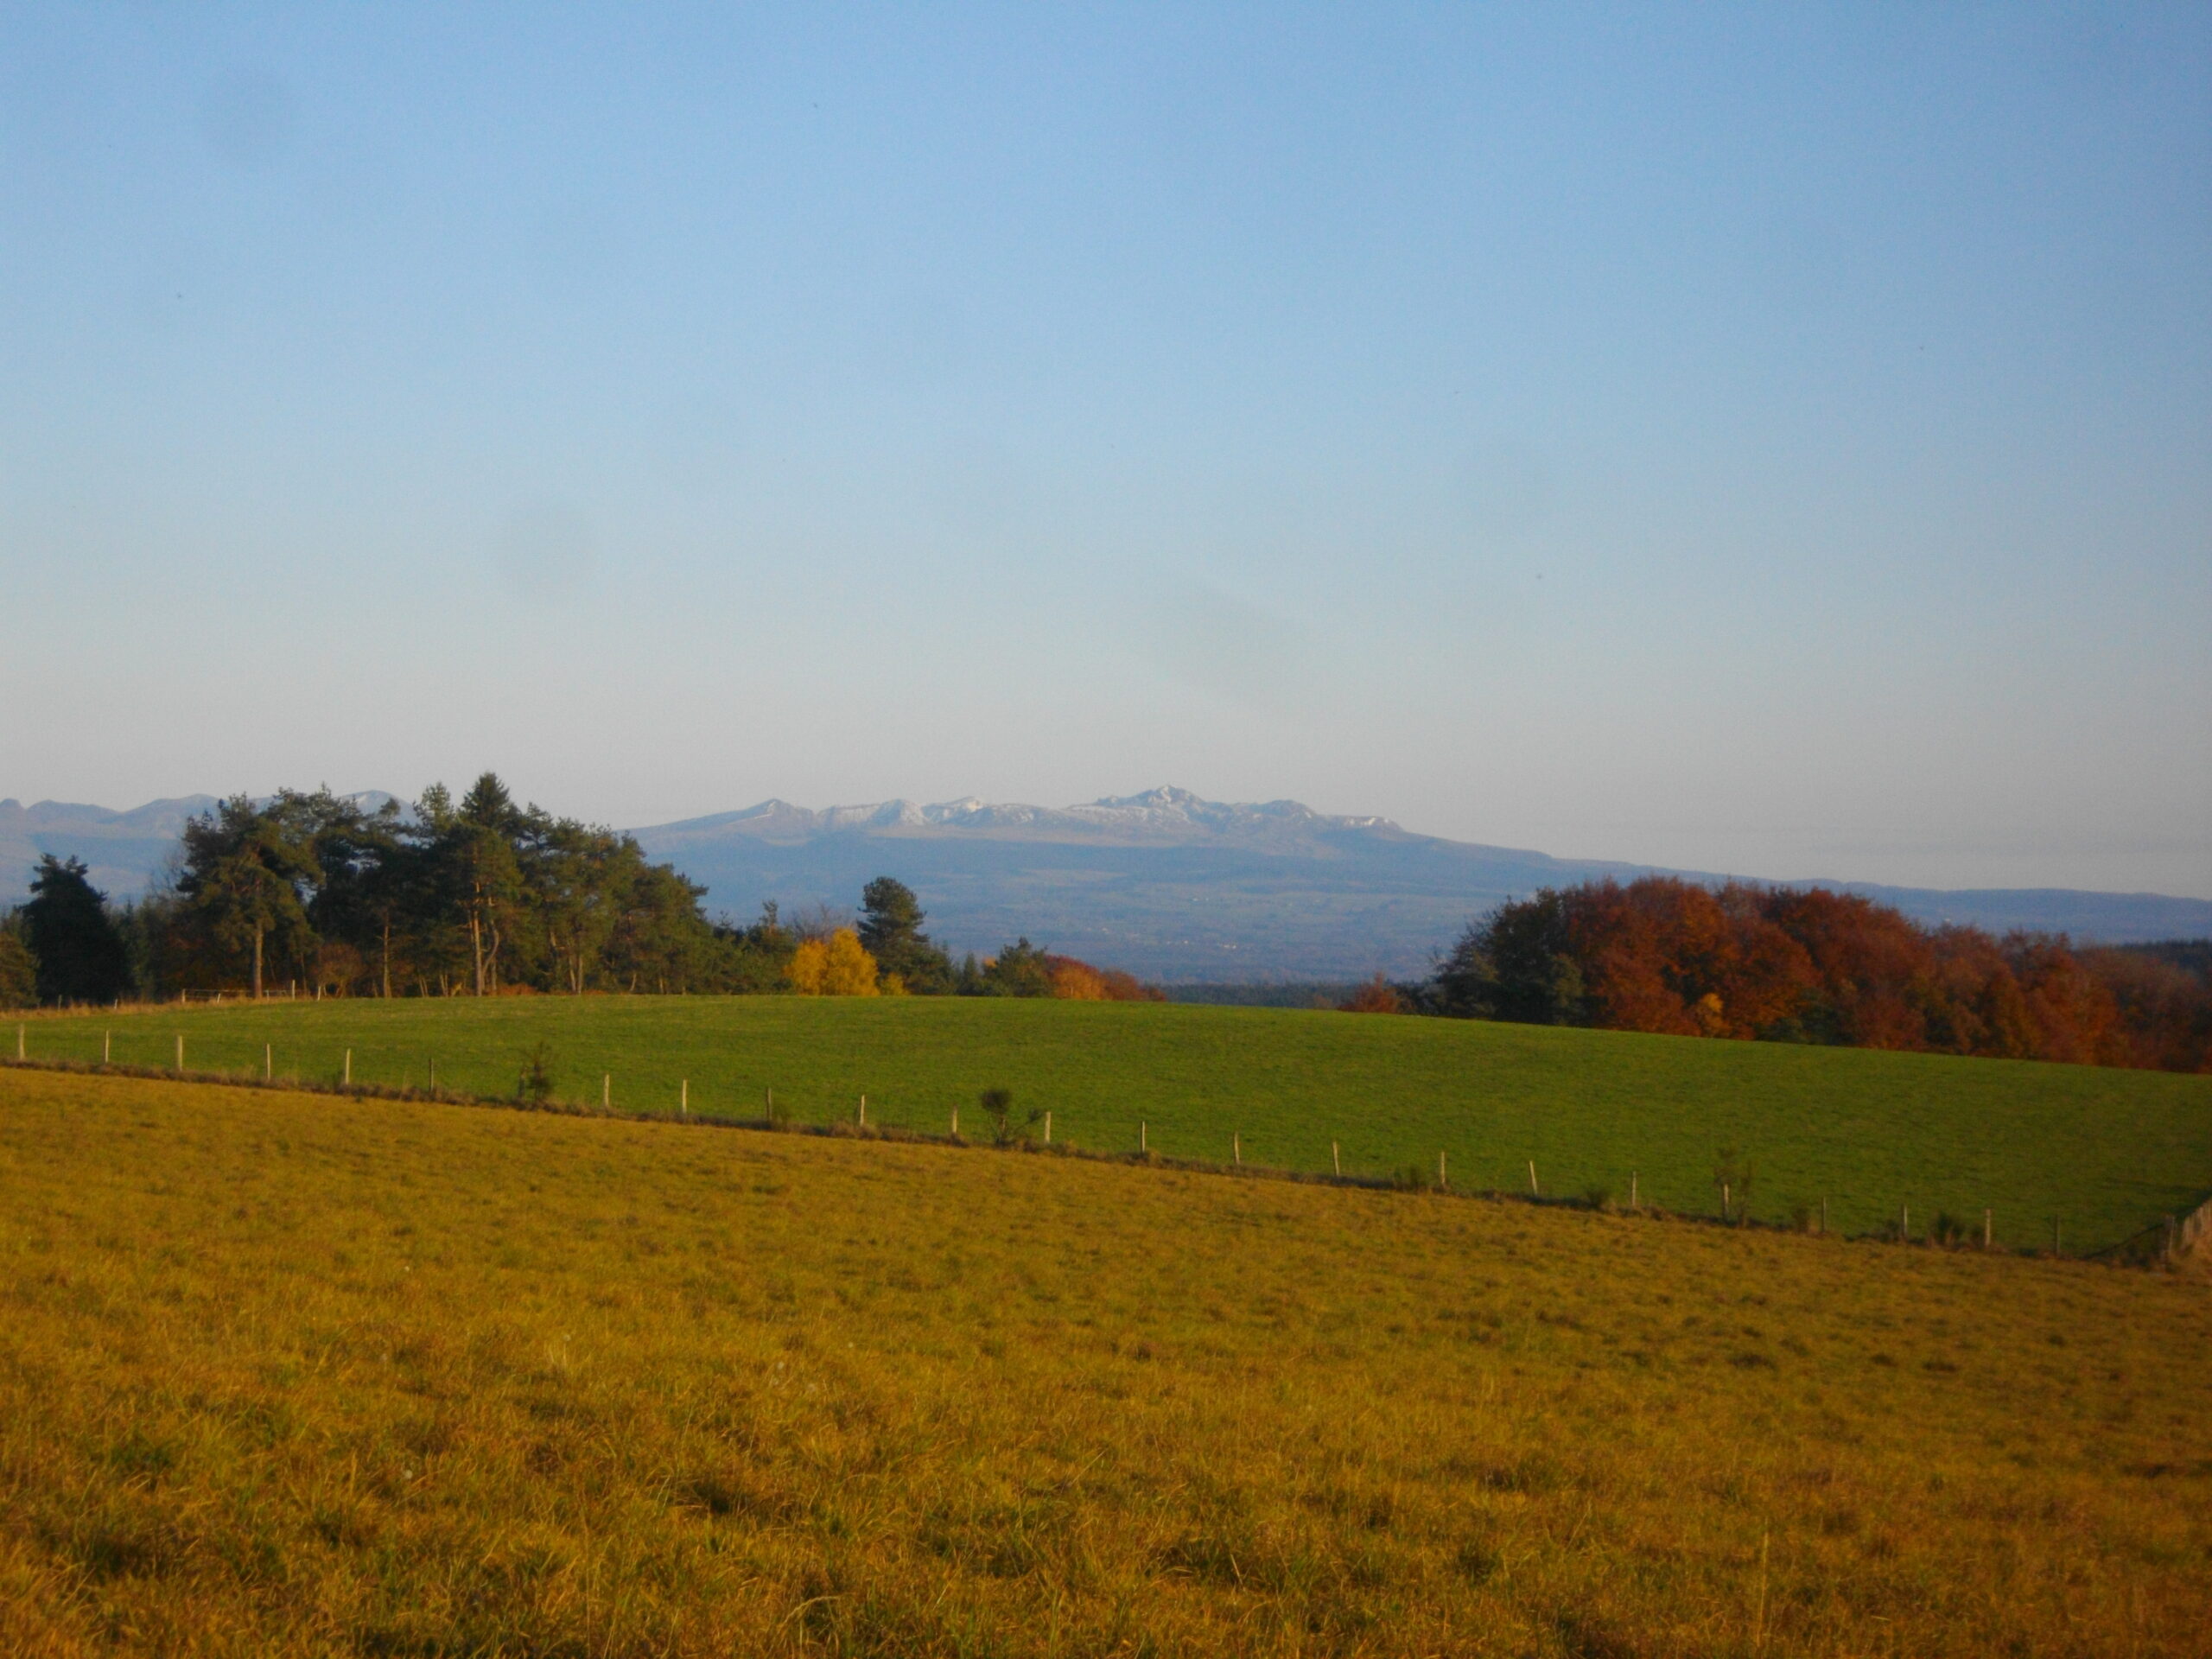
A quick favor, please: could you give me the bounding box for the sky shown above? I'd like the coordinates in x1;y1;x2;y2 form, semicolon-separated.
3;2;2208;896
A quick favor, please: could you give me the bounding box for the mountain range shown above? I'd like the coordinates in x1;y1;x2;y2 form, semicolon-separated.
7;786;2208;982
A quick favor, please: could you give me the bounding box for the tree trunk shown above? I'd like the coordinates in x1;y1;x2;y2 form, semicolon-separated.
469;909;486;996
252;925;264;1000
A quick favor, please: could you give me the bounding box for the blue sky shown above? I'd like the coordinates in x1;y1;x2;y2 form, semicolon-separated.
3;3;2207;894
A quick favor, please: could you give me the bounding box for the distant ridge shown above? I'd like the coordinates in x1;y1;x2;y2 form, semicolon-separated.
0;796;219;906
630;788;2212;978
8;787;2207;980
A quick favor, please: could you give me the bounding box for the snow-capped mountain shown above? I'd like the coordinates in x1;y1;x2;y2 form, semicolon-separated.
644;785;1396;849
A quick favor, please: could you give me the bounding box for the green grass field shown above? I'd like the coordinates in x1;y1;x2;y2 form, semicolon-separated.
15;995;2212;1252
2;1067;2208;1656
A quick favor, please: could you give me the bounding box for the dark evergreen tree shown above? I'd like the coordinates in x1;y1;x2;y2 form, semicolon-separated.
856;876;953;992
21;855;132;1005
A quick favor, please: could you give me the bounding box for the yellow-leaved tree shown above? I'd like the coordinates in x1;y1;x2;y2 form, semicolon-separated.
787;928;880;996
1049;959;1108;1000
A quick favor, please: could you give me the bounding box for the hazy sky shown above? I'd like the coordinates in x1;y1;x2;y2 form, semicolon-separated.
4;3;2208;895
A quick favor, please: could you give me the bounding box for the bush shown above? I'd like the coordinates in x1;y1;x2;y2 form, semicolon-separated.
516;1043;558;1104
976;1086;1039;1147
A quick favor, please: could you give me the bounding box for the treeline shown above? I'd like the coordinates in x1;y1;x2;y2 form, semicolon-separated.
1382;876;2210;1072
0;773;1160;1007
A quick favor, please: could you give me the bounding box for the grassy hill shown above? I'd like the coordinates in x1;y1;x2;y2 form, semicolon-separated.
15;995;2212;1252
1;1068;2206;1656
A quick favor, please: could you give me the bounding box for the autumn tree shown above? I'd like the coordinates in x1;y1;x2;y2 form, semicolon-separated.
787;928;880;995
1338;973;1406;1014
1425;878;2209;1072
1047;957;1108;1000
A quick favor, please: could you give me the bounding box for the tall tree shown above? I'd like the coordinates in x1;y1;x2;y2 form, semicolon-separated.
177;798;321;998
531;818;623;994
430;773;530;995
856;876;953;992
20;855;132;1005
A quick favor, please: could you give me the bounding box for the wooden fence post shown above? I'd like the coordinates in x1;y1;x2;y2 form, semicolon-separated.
1630;1171;1638;1209
1043;1110;1051;1144
264;1044;272;1081
1332;1141;1341;1177
103;1031;111;1065
1983;1209;1992;1249
680;1079;688;1116
1141;1121;1147;1154
175;1033;184;1071
602;1074;610;1109
1439;1150;1447;1190
1529;1160;1539;1198
1233;1133;1241;1166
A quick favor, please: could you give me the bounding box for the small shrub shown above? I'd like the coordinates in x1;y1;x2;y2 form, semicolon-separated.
976;1087;1039;1147
515;1043;557;1105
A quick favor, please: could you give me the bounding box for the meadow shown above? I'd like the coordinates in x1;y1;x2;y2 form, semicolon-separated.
0;1067;2207;1656
15;995;2212;1253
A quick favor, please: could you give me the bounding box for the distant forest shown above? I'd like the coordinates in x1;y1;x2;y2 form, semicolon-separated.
1358;876;2210;1073
0;774;1157;1008
3;778;2204;1074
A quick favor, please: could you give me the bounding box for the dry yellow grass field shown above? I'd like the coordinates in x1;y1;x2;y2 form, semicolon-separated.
0;1068;2206;1656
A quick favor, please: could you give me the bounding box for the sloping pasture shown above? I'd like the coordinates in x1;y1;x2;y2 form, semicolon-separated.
1;1069;2208;1656
16;995;2211;1250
